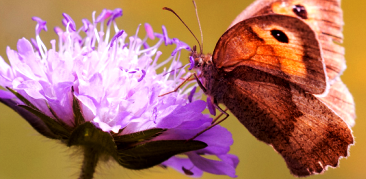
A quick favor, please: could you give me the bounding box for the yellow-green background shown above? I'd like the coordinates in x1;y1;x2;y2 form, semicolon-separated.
0;0;364;179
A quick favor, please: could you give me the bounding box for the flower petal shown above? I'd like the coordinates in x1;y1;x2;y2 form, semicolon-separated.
188;152;238;177
162;156;203;177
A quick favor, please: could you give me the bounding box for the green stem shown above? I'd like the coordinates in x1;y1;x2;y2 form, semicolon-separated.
79;147;100;179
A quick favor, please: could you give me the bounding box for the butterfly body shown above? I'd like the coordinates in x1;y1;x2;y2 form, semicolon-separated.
190;1;354;176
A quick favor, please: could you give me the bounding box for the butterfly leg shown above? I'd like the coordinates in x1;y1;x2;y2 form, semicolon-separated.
158;74;195;97
188;106;229;141
211;107;228;124
158;72;205;97
193;73;207;92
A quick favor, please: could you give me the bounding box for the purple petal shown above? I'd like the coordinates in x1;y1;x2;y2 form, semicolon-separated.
157;100;206;128
17;38;34;58
207;96;216;116
31;16;47;35
176;118;212;129
188;152;238;177
218;154;240;169
0;90;15;99
162;156;203;177
194;125;233;154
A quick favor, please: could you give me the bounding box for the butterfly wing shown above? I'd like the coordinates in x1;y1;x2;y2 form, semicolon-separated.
317;77;356;127
210;14;353;176
213;15;327;94
229;0;345;82
218;65;353;176
227;0;356;127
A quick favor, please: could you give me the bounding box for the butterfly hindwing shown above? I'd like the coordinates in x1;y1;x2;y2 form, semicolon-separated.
217;65;353;176
317;77;356;127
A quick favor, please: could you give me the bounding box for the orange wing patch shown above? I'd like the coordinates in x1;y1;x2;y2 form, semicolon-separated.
213;15;326;94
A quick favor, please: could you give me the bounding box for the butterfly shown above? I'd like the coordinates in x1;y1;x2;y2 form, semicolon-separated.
189;0;355;177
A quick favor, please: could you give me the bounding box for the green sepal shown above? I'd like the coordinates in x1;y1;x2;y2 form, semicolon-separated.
114;128;165;148
116;140;207;170
19;105;70;139
7;87;37;109
71;88;85;126
68;122;118;158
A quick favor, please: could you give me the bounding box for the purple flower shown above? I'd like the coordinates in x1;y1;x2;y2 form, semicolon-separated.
0;9;238;178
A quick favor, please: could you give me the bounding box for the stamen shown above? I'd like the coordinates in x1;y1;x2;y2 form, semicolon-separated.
82;19;91;32
172;40;191;56
137;70;146;82
30;38;39;53
107;8;123;26
31;17;47;35
161;25;173;45
110;30;124;48
62;13;76;31
96;9;113;23
144;23;155;40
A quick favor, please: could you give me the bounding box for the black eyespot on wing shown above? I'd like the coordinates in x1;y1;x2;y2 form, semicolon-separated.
292;4;308;19
271;30;289;43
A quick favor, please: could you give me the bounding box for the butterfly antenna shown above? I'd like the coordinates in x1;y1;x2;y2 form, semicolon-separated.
162;7;203;54
192;0;203;54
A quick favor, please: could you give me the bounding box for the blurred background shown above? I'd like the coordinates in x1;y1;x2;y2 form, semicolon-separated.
0;0;364;179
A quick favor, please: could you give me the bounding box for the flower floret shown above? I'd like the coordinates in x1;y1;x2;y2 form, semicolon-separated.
0;8;238;177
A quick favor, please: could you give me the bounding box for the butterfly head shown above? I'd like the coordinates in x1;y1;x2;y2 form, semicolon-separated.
189;45;212;70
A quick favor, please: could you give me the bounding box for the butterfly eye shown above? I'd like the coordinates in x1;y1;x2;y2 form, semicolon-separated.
292;4;308;19
271;30;289;43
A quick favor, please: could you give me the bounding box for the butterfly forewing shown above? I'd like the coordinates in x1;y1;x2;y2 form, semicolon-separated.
213;15;327;94
229;0;345;82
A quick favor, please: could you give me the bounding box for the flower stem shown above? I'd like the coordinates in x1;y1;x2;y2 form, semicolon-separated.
79;147;100;179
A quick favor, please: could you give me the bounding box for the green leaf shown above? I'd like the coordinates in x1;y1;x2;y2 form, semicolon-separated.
19;105;70;139
114;128;165;144
68;122;118;158
116;140;207;170
72;88;85;126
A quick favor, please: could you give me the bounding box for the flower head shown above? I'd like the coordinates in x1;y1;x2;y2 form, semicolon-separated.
0;8;238;178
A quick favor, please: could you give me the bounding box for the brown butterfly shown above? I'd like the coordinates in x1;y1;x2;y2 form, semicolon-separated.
189;0;355;177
